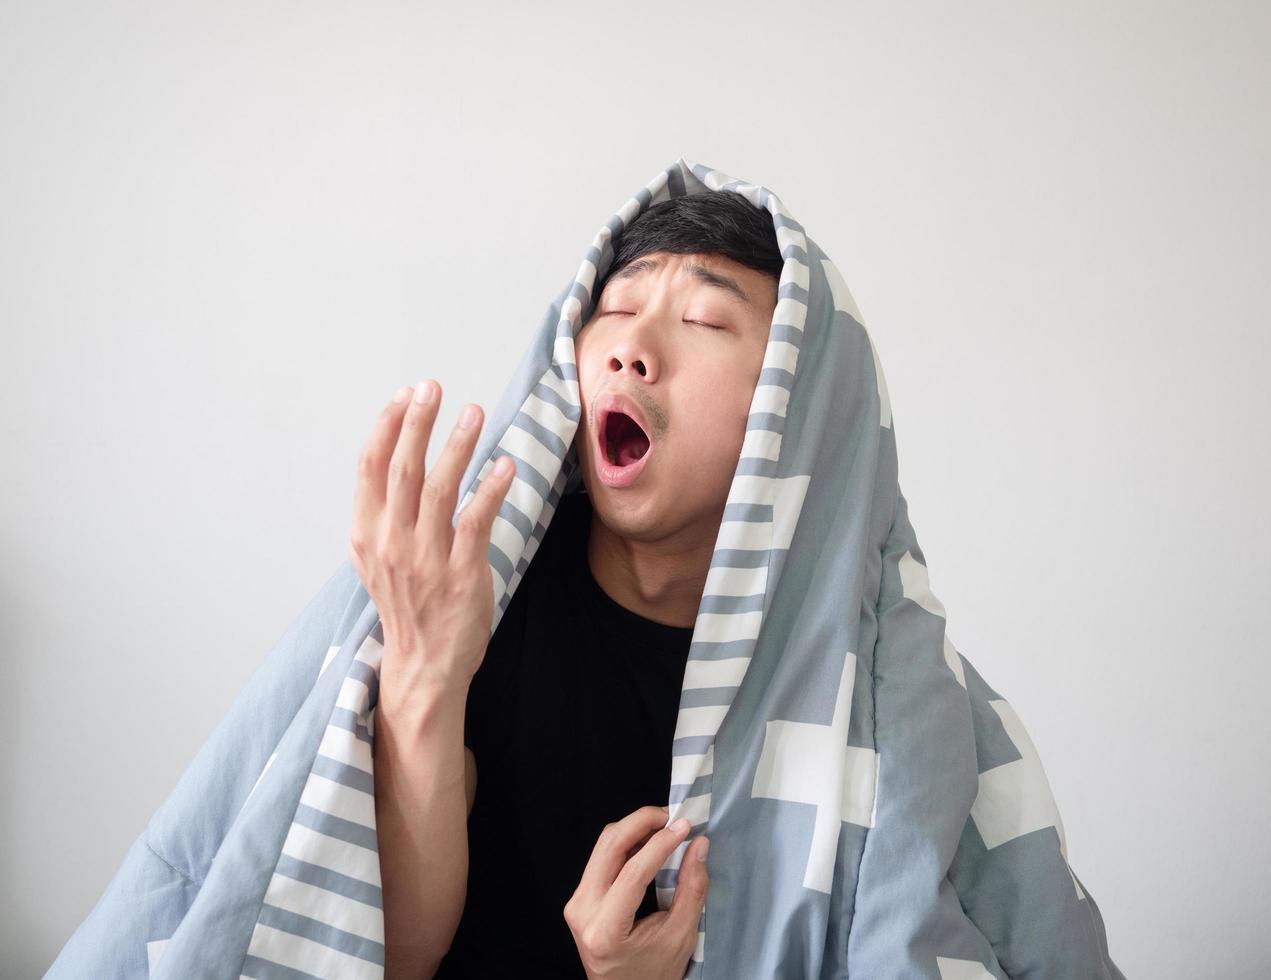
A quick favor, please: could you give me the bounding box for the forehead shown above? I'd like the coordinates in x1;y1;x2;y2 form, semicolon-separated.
603;251;771;312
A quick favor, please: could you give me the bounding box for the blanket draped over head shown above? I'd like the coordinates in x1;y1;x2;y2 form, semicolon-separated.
47;158;1125;980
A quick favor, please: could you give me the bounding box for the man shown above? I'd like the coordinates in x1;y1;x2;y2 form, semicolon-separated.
355;191;782;978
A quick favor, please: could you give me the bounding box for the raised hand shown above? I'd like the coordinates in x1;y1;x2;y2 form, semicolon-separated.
564;805;711;980
349;380;517;711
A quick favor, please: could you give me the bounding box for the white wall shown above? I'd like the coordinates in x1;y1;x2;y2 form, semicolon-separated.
3;2;1267;977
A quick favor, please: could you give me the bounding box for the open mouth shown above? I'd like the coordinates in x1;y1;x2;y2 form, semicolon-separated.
601;410;651;467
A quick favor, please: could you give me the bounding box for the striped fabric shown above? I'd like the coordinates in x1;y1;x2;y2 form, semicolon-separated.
46;158;1125;980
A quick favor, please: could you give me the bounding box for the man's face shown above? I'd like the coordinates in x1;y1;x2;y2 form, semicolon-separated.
574;250;778;545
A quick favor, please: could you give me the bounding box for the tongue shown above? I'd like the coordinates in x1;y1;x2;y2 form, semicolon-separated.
615;432;648;466
608;414;650;466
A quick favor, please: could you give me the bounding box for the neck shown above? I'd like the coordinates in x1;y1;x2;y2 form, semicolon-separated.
585;510;713;630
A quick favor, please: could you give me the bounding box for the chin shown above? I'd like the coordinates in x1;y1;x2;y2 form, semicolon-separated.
580;468;668;538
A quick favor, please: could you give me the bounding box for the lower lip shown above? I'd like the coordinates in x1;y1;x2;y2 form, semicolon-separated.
595;432;652;488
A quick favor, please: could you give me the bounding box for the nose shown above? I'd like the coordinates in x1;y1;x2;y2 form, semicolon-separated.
604;330;660;383
608;352;649;378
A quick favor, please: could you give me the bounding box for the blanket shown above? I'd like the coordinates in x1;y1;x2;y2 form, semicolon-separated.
45;157;1125;979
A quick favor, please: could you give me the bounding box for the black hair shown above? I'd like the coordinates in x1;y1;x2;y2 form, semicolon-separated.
595;190;783;299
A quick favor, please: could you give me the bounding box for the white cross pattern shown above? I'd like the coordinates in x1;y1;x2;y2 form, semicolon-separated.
936;955;995;979
971;698;1085;899
820;257;891;429
751;650;880;894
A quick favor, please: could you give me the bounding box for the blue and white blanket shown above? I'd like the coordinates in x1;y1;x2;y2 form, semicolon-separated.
46;157;1125;979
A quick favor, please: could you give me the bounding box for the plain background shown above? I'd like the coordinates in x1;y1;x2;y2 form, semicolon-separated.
3;2;1268;977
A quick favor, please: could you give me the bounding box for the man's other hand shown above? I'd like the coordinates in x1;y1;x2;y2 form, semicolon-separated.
563;805;711;980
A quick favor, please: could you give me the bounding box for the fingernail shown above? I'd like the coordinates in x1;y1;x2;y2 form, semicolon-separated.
393;385;413;403
671;818;689;834
660;805;669;813
697;837;710;861
413;380;436;404
458;404;479;429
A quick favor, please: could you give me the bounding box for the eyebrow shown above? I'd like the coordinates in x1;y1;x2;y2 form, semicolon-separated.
607;256;758;310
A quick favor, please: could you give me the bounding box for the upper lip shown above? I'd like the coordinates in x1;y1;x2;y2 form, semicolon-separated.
595;391;653;456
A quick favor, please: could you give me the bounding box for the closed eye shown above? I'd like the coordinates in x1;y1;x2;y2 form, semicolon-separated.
601;311;726;331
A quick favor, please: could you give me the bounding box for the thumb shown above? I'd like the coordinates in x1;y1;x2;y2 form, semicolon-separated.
666;835;710;938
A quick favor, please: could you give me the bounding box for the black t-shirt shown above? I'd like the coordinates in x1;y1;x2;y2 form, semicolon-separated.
432;489;695;979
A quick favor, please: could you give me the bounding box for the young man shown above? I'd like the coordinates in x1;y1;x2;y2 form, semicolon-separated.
357;192;782;978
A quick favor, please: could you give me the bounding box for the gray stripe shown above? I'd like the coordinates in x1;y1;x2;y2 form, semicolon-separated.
596;236;615;276
310;754;374;796
549;359;578;383
678;684;740;708
554;316;576;345
767;321;805;346
668;163;686;198
274;853;383;910
346;657;378;700
689;636;758;661
256;902;385;966
735;457;780;478
668;771;713;801
746;411;788;433
697;592;765;616
781;242;809;262
512;408;569;458
513;528;545;577
531;378;578;419
773;211;806;235
329;706;371;747
486;534;517;589
671;733;719;756
490;485;536;542
778;278;809;303
293;802;377;852
568;278;592;310
708;547;772;570
722;501;773;523
488;446;552;500
757;366;795;389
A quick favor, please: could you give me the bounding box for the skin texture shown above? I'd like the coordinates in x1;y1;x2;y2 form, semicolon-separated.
574;250;779;629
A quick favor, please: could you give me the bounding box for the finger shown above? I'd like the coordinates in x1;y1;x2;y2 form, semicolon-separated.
385;380;442;532
572;807;675;912
663;834;710;954
352;385;415;540
448;452;518;571
593;816;692;939
416;402;487;550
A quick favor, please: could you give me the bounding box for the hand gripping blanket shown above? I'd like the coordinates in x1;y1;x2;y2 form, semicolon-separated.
47;157;1125;980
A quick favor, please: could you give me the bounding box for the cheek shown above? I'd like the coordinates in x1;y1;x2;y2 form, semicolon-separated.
576;328;605;392
676;377;754;469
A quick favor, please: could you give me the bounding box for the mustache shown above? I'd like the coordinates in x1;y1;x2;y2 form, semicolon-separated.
590;390;667;438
